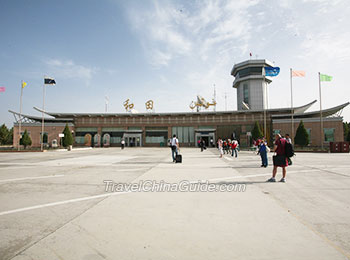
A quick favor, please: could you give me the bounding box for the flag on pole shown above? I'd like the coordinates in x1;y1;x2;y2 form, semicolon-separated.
22;81;27;88
44;77;56;85
265;67;280;77
0;87;5;92
292;70;306;77
320;74;332;82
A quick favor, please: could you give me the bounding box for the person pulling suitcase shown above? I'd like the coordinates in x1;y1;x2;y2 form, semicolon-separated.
170;135;180;163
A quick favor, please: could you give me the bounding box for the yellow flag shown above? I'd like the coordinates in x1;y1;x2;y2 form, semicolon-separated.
22;81;27;88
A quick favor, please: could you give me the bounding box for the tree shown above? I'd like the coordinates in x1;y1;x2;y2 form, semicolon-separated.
62;124;73;148
7;127;13;145
0;124;10;145
294;121;309;146
347;129;350;142
252;121;264;141
20;129;32;149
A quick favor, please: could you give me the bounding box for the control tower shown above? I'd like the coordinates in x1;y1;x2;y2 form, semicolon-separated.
231;59;275;111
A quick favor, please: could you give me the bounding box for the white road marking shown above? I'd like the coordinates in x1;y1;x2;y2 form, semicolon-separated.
0;168;322;216
0;191;130;216
0;175;65;183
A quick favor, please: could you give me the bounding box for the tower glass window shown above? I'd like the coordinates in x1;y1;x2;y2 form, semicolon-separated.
243;83;249;105
237;67;262;78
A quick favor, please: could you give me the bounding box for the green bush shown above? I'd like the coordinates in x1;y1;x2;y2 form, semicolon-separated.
0;124;10;145
294;121;309;146
252;121;264;141
20;129;32;149
62;124;73;147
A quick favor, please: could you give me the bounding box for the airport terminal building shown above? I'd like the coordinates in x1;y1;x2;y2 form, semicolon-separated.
10;59;349;148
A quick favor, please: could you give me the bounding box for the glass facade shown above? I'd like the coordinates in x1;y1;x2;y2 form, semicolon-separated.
306;128;311;143
145;127;168;144
40;132;48;144
237;67;262;78
172;127;194;143
324;128;335;142
75;136;85;144
243;83;249;105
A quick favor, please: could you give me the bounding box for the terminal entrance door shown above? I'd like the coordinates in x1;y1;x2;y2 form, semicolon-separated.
123;133;142;147
195;130;216;147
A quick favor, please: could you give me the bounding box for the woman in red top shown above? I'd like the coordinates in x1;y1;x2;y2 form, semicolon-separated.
267;134;288;183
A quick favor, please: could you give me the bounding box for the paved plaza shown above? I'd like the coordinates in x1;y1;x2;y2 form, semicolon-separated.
0;148;349;260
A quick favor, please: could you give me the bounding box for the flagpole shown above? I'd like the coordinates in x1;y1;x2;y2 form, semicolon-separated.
262;68;267;139
18;81;24;151
41;82;45;151
318;72;324;150
290;69;294;143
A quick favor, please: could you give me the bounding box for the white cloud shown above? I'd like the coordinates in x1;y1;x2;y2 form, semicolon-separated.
44;59;98;83
126;0;260;67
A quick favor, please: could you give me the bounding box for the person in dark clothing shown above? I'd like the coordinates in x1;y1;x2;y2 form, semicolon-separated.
267;134;288;183
258;139;268;167
200;138;206;152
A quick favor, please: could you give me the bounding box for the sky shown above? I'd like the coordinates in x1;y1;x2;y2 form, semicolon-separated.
1;0;350;127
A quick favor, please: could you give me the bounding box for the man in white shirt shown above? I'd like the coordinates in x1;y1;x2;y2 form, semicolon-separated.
285;134;292;144
171;134;179;162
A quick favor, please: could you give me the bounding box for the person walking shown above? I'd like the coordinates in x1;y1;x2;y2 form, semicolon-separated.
258;139;268;167
217;138;223;158
200;138;205;152
171;134;179;163
231;140;238;158
121;139;125;149
267;134;288;182
284;133;293;165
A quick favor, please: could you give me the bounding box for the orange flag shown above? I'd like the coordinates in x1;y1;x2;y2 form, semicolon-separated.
292;70;306;77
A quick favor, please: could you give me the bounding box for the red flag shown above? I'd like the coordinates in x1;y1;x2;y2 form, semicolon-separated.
0;87;5;92
249;52;252;57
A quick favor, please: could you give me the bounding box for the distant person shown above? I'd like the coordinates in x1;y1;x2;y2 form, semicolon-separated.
267;134;288;183
258;139;268;167
285;134;292;144
284;134;293;165
217;138;223;158
210;139;214;147
121;139;125;149
231;140;238;158
171;134;179;163
223;139;229;154
200;139;206;152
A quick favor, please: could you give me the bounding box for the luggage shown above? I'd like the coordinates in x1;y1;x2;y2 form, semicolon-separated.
175;154;182;163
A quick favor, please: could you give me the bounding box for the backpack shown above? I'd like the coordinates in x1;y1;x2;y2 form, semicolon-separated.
285;140;294;158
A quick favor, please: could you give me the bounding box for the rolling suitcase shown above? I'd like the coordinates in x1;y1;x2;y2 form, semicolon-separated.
175;154;182;163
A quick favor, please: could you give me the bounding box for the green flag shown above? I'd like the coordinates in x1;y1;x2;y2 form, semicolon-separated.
320;74;332;82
